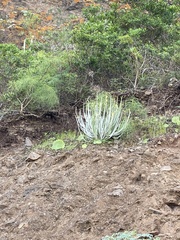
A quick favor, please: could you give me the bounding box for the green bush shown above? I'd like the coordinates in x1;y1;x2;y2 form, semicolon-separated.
72;1;179;89
2;46;89;112
121;99;176;142
0;44;33;93
3;50;60;111
1;1;179;113
124;98;147;119
5;76;59;112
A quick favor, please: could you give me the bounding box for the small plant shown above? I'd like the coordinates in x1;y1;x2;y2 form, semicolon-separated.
172;116;180;126
124;98;147;119
121;98;171;142
76;92;130;141
171;115;180;133
101;231;160;240
37;131;86;151
145;116;168;138
51;139;65;150
21;10;41;30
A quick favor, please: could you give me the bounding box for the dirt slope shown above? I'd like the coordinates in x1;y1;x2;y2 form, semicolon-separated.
0;136;180;240
1;0;180;239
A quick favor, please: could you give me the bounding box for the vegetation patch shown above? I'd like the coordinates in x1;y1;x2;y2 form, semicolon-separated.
102;231;160;240
76;92;130;141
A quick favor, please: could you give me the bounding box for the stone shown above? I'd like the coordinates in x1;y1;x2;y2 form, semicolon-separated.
160;165;172;171
108;185;124;197
26;151;41;161
25;137;33;148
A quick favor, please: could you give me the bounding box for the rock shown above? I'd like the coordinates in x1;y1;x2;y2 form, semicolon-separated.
160;165;172;171
108;185;124;197
18;222;28;229
173;158;180;164
26;151;41;161
66;2;83;10
0;204;8;210
143;149;157;158
25;137;33;148
17;175;28;184
145;89;152;96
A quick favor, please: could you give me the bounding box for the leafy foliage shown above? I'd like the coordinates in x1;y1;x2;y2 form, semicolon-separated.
51;139;65;150
3;50;59;111
72;1;179;89
37;131;85;151
171;115;180;133
1;45;89;111
172;116;180;126
124;98;147;119
6;76;59;112
0;1;179;120
121;98;180;142
0;44;33;93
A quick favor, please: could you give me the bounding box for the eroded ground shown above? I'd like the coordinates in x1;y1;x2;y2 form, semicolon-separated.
0;84;180;240
0;132;180;240
1;1;180;239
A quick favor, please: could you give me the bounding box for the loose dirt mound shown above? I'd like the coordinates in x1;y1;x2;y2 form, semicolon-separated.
0;136;179;240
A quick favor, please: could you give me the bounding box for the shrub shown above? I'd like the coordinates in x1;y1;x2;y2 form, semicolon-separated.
76;92;130;141
124;98;147;119
5;76;59;112
2;48;89;112
3;50;60;112
0;44;33;93
72;1;179;89
121;99;175;142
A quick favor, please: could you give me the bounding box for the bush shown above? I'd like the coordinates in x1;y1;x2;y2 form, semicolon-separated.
124;98;147;119
2;46;89;112
0;44;33;93
121;99;174;143
1;1;179;112
2;50;60;111
72;1;179;89
5;76;59;112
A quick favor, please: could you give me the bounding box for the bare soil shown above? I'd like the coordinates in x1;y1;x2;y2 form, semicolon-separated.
0;131;180;240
